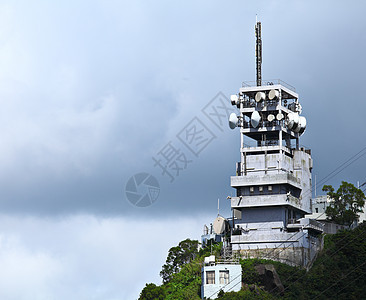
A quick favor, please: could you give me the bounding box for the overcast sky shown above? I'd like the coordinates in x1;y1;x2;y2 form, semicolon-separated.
0;0;366;299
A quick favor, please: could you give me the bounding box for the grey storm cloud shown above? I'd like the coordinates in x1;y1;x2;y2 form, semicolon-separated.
0;0;365;218
0;1;365;299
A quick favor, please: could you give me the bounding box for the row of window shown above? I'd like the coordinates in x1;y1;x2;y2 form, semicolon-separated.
241;185;301;198
250;185;272;193
206;270;229;285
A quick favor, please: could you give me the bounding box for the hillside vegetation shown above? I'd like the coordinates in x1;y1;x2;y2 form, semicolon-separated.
139;222;366;299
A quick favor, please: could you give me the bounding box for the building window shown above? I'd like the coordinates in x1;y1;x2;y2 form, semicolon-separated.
219;270;229;284
206;271;215;284
315;208;318;213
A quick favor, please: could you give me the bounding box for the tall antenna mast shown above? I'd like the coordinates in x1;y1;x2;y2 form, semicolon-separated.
255;19;262;86
217;198;220;216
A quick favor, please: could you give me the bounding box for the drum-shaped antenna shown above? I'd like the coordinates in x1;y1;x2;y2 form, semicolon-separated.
288;103;296;112
230;95;239;106
267;114;275;122
276;113;284;121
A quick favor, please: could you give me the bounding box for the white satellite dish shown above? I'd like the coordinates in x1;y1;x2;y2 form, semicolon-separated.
276;113;284;121
229;113;238;129
255;91;266;102
286;112;299;130
230;95;239;106
251;111;261;128
269;89;279;100
291;114;300;131
296;116;307;134
213;216;226;235
267;114;275;122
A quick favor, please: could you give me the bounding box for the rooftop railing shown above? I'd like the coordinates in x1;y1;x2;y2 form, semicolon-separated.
216;258;240;265
241;79;296;92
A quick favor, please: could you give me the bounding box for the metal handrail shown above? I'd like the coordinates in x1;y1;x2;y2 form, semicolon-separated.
241;79;296;92
216;258;240;265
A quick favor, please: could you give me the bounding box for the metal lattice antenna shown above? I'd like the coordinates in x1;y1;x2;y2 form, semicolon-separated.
255;20;262;86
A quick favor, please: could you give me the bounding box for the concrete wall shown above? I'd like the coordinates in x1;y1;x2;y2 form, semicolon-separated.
322;222;348;234
232;229;305;249
293;150;312;213
234;149;312;214
237;207;285;223
234;232;323;269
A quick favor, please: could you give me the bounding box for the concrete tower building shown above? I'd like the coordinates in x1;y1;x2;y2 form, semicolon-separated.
227;22;323;268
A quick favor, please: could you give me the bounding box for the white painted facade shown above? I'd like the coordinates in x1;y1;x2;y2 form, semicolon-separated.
307;195;357;234
201;263;242;299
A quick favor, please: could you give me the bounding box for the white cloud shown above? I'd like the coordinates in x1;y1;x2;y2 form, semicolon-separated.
0;214;209;300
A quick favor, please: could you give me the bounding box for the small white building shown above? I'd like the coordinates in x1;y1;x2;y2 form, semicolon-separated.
201;256;242;299
306;195;348;234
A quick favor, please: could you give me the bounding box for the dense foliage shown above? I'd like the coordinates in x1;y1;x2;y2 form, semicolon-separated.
138;283;166;300
240;258;305;291
323;181;365;227
161;240;222;300
216;289;276;299
139;224;366;299
160;239;199;283
267;223;366;299
297;222;366;299
139;239;222;300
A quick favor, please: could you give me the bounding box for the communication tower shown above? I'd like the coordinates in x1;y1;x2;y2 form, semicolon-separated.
227;21;323;267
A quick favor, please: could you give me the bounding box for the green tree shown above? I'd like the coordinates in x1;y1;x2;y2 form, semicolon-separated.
217;289;225;298
323;181;366;227
160;239;199;283
138;283;165;300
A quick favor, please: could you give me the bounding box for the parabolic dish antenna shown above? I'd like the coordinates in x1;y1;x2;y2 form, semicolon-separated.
286;112;299;130
213;216;226;235
291;113;300;131
296;116;307;134
251;110;261;128
269;89;279;100
229;113;238;129
255;91;266;102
